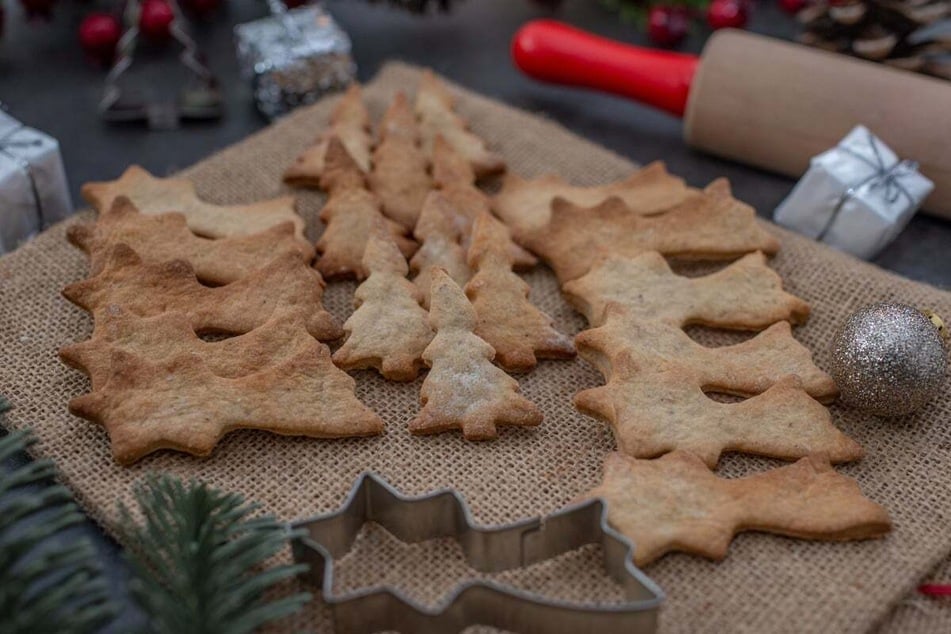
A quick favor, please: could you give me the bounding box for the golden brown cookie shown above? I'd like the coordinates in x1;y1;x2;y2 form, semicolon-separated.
517;181;780;283
465;212;574;372
81;165;304;241
68;197;314;286
59;306;312;390
62;244;342;341
582;451;891;566
69;337;384;465
576;304;837;402
409;191;471;309
430;126;475;190
574;353;861;467
415;70;504;177
563;250;809;328
432;136;536;270
284;84;372;186
368;92;432;231
492;161;690;235
333;233;434;381
409;269;542;439
316;138;417;280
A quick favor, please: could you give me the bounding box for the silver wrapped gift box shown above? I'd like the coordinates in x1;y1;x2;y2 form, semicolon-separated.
774;125;934;261
0;111;73;255
234;3;357;120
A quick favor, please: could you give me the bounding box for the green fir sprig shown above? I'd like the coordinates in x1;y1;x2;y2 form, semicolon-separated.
0;400;116;634
1;397;311;633
119;474;311;634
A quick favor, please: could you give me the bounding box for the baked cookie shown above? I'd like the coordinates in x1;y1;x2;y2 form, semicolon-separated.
582;451;891;566
409;269;542;439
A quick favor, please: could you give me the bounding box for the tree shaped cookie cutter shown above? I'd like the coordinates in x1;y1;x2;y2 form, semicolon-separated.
290;473;663;633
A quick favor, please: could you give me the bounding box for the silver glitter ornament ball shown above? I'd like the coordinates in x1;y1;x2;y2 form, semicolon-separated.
830;302;947;416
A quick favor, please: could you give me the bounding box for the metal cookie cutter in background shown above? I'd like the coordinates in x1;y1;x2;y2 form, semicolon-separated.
100;0;222;129
291;473;663;634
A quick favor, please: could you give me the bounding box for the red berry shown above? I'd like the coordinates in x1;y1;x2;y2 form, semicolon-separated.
647;6;689;47
139;0;175;41
707;0;749;29
79;13;122;65
779;0;808;12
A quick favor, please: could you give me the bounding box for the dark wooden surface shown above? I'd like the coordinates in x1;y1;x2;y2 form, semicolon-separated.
1;0;949;630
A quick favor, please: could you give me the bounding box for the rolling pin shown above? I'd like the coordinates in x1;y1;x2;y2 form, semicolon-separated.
512;20;951;219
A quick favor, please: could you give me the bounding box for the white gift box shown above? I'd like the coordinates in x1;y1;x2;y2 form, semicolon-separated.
774;125;934;260
0;110;73;255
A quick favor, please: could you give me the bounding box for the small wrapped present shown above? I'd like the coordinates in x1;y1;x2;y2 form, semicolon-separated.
0;110;73;255
774;125;934;260
234;1;356;120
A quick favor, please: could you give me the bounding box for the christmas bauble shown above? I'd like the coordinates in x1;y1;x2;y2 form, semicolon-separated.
648;6;688;47
140;0;175;41
707;0;749;29
830;303;947;416
79;13;122;65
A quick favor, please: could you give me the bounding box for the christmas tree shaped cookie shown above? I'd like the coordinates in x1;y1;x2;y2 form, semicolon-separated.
284;83;372;186
70;337;384;465
583;451;891;566
493;161;690;235
60;306;314;390
576;305;837;402
368;92;432;231
415;70;504;177
62;244;342;341
69;196;314;286
563;250;810;328
518;180;780;283
465;211;574;372
409;269;542;439
333;232;434;381
316;138;416;280
81;165;304;242
574;353;861;468
409;191;471;309
432;136;536;270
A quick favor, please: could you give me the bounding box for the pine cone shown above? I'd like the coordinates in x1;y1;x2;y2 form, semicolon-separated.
797;0;951;79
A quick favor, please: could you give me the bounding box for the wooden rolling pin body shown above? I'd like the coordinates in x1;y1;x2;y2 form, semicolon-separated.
686;30;951;218
513;23;951;218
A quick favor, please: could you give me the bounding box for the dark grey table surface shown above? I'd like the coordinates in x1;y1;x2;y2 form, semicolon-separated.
1;0;949;630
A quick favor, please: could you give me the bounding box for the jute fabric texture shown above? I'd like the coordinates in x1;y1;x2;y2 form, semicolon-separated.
0;62;948;634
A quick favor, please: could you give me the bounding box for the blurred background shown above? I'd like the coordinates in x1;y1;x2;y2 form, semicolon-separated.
2;1;950;630
2;0;948;283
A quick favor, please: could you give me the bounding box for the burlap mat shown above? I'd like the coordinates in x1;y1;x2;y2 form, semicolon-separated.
1;62;949;634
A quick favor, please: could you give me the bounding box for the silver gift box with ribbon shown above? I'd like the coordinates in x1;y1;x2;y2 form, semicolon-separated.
774;125;934;260
0;110;72;255
234;1;356;120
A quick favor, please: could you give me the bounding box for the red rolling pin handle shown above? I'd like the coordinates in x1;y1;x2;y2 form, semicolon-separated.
512;19;699;118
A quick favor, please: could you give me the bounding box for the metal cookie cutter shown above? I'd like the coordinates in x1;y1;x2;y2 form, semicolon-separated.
99;0;222;129
291;473;663;634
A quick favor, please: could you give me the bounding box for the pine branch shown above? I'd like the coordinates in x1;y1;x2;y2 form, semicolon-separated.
0;403;116;634
119;474;311;634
